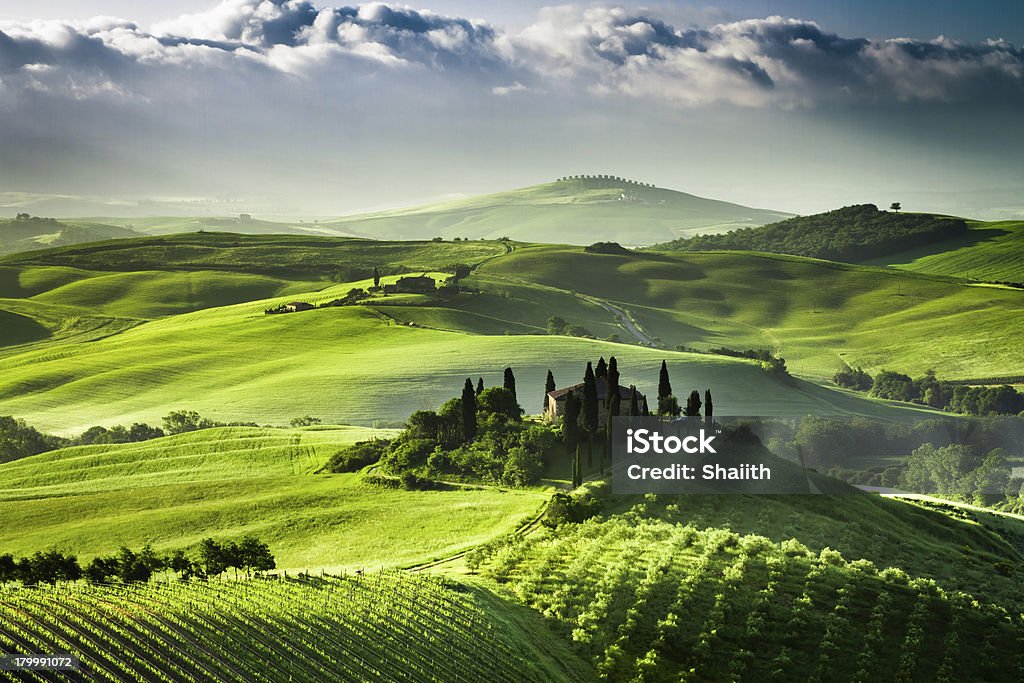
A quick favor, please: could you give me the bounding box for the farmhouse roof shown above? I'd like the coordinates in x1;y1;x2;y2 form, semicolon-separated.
548;378;643;401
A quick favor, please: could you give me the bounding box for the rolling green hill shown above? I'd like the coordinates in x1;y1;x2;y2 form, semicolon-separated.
321;177;791;245
873;219;1024;282
0;426;546;570
0;572;592;682
0;216;140;255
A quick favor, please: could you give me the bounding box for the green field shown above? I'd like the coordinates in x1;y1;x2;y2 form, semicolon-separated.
0;427;546;570
0;572;592;682
873;220;1024;281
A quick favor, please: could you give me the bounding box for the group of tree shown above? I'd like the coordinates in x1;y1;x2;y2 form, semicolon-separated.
648;204;968;262
0;415;164;464
329;368;554;487
707;347;792;382
898;442;1016;506
546;315;594;338
833;368;1024;416
0;537;274;586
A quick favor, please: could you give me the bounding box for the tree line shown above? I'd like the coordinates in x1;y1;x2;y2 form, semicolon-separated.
834;367;1024;416
649;204;968;262
0;537;275;586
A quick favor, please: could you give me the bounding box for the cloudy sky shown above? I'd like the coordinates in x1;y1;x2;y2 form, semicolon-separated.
0;1;1021;218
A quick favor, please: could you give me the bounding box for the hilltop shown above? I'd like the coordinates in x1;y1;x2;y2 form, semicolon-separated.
648;204;969;262
320;176;791;245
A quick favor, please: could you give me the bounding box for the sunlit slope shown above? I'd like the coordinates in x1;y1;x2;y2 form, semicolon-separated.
322;178;791;245
0;296;934;435
0;573;592;683
0;426;545;569
874;220;1024;281
477;245;1024;380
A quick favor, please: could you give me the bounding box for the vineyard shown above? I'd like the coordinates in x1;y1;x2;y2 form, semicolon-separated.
470;514;1024;682
0;571;588;683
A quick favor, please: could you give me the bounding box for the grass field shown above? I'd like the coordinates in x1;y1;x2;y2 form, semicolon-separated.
0;427;547;570
477;244;1024;380
873;220;1024;281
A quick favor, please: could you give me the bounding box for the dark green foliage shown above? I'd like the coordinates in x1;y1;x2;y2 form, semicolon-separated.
651;204;969;261
476;387;522;421
372;266;380;288
546;315;593;338
704;389;714;420
595;357;607;379
606;357;619;405
658;360;672;400
476;377;484;395
708;347;792;381
685;390;702;417
0;554;15;582
74;422;164;445
628;386;639;417
162;410;217;435
289;416;321;427
582;362;599;434
564;393;581;456
871;370;917;402
326;439;391;473
544;370;555;412
833;366;874;391
462;378;478;442
543;491;601;528
658;394;681;417
0;415;65;464
863;369;1024;416
502;367;517;403
583;242;631;254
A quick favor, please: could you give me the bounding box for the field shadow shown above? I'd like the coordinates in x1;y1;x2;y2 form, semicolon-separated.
0;309;51;347
868;225;1012;265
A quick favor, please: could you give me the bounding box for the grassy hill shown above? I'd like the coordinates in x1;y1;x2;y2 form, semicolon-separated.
0;426;546;570
478;245;1024;380
0;572;592;682
321;177;791;245
0;216;140;255
647;204;969;262
873;219;1024;282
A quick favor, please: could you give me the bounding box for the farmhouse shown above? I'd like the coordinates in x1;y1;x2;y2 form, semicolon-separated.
545;379;647;427
383;275;436;294
283;301;314;312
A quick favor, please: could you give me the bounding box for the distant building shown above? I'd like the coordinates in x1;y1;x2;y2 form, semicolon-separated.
239;213;252;221
383;275;436;294
545;379;647;426
283;301;314;312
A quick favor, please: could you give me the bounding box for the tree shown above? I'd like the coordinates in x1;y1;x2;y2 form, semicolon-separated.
503;367;517;403
477;387;522;420
547;316;568;335
0;554;15;583
684;391;702;417
658;360;672;401
628;386;639;417
162;410;215;435
197;538;229;577
128;423;164;442
658;395;681;417
373;267;381;288
606;357;619;406
84;557;117;583
704;389;714;429
462;378;478;442
476;377;484;395
544;370;556;413
595;357;607;380
563;394;581;458
238;536;276;575
289;416;321;428
167;549;194;579
890;202;901;212
582;362;599;435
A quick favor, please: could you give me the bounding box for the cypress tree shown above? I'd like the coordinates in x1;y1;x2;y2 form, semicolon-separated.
476;377;484;395
685;390;702;417
641;396;650;416
503;367;517;402
704;388;714;429
595;357;608;380
461;378;477;442
628;386;639;417
564;394;581;457
606;357;619;405
373;267;381;288
544;370;556;413
582;362;599;435
658;360;672;400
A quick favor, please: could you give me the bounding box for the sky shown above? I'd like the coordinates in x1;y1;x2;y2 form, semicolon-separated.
0;1;1022;219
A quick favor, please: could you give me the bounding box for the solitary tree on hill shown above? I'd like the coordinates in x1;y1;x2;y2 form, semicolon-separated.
595;357;608;380
544;370;556;413
658;361;672;401
503;367;517;402
462;378;477;442
889;202;901;213
685;390;702;417
373;267;381;288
